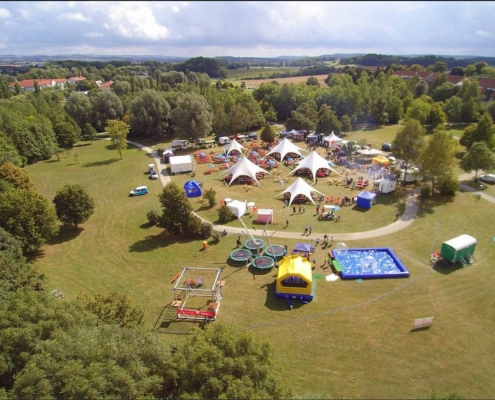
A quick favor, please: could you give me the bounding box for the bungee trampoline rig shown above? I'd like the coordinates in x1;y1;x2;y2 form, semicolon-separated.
171;267;224;322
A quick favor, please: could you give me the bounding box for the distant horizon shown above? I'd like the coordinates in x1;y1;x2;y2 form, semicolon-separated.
0;52;493;62
0;2;493;58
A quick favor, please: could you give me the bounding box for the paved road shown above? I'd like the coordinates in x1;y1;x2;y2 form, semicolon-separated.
130;141;494;241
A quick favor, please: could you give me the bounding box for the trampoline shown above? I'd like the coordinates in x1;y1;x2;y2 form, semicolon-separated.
244;238;264;254
251;256;275;271
229;248;252;263
264;245;286;260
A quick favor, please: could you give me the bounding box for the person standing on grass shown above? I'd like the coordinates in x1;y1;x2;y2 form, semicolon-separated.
236;237;241;248
315;238;320;247
304;225;309;235
309;226;312;235
324;234;328;245
303;205;306;213
293;205;296;214
298;205;301;214
330;236;334;246
286;219;289;228
395;211;400;221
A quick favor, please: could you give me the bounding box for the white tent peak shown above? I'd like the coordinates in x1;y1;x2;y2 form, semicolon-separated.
218;157;273;186
275;177;327;206
288;151;342;182
265;137;306;161
223;139;246;156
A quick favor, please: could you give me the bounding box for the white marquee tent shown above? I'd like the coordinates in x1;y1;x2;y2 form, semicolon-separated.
322;131;343;147
288;151;342;182
217;157;273;187
227;200;247;217
274;177;327;206
265;138;305;161
223;139;246;156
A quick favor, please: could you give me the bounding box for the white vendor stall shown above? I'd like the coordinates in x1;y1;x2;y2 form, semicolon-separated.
227;200;247;217
169;155;194;174
257;208;274;224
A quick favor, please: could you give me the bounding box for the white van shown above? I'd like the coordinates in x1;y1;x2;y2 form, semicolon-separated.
218;136;231;145
171;140;189;150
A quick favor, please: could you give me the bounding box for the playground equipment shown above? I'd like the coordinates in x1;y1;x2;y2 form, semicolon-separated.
275;254;314;309
264;245;286;260
171;267;224;322
229;248;252;263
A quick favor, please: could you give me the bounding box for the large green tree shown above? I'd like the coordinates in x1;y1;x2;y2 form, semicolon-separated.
64;92;92;130
392;119;426;180
170;92;212;140
0;189;59;254
161;323;292;399
420;129;457;194
260;124;276;144
460;113;495;150
53;184;95;229
0;162;34;191
90;91;123;132
0;228;43;294
130;89;171;137
105;120;130;159
159;181;194;236
460;141;495;180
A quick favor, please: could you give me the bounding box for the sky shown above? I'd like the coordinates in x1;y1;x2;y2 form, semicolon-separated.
0;1;494;58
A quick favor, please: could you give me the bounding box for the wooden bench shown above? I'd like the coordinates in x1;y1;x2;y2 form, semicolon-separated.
331;259;343;274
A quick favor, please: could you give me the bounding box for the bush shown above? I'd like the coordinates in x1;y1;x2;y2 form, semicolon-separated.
146;210;160;226
199;222;213;238
218;205;233;224
203;188;216;207
439;173;459;196
420;185;431;198
211;230;221;243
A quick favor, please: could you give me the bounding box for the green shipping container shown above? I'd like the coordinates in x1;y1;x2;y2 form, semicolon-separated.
440;234;477;263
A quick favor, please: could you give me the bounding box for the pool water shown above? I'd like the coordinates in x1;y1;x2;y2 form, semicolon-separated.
333;248;409;280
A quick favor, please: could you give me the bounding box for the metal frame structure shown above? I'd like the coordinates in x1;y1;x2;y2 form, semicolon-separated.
171;267;224;322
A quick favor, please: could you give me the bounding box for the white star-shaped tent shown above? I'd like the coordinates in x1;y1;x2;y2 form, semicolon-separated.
288;151;342;182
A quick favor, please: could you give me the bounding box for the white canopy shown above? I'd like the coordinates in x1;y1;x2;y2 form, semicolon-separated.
227;199;247;217
322;131;343;147
288;151;342;182
274;177;327;206
223;139;246;156
265;137;305;161
357;148;383;156
218;157;272;186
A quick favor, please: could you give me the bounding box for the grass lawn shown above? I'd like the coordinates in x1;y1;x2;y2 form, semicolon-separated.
26;137;495;399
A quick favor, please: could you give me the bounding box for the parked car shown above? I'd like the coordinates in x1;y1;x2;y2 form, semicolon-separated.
150;171;159;180
130;186;148;196
479;174;495;184
247;133;258;141
381;143;392;151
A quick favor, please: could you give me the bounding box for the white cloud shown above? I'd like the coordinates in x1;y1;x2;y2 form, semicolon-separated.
17;8;31;20
475;30;492;37
172;6;180;13
85;32;103;38
104;3;169;40
57;12;92;22
0;8;11;19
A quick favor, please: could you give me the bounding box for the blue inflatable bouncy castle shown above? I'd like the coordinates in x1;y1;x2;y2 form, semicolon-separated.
183;180;202;198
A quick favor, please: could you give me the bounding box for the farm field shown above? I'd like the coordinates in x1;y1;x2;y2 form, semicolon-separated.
239;74;329;89
26;136;495;399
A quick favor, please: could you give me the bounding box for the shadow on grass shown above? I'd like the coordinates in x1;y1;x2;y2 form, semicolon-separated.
44;159;61;163
416;195;455;218
129;232;179;252
409;326;433;333
49;226;84;245
432;259;465;275
261;281;305;311
82;158;120;167
73;143;92;148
